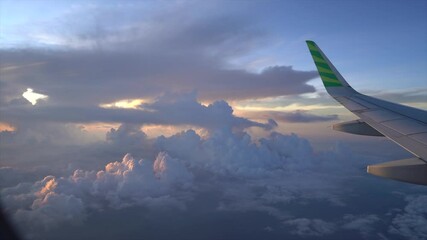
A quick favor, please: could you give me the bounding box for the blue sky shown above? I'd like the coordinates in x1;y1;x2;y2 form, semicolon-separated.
1;1;427;240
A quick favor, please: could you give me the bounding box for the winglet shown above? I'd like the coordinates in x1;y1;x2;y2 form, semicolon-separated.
306;40;357;95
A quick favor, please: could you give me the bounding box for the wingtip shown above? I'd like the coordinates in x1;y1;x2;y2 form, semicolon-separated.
306;40;316;45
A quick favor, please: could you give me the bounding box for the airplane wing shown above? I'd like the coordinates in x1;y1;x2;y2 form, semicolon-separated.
306;40;427;185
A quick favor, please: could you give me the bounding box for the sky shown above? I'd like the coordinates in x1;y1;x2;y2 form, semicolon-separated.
0;0;426;240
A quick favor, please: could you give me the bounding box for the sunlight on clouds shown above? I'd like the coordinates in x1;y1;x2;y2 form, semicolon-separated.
0;122;15;131
22;88;48;105
142;125;207;138
78;122;120;140
100;99;151;109
299;92;322;99
0;62;46;72
77;123;201;140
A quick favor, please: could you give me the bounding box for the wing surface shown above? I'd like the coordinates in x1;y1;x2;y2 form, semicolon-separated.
306;40;427;185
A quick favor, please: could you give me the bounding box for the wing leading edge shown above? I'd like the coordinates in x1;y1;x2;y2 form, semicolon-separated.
306;40;427;185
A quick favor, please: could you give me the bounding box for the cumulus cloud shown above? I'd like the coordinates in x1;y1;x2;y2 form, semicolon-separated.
1;152;193;238
1;120;424;240
157;130;320;177
106;123;147;147
1;126;366;238
388;195;427;240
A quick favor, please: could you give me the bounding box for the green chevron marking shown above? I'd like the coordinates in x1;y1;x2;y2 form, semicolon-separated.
307;44;318;51
306;40;343;87
320;75;342;86
319;72;338;80
314;61;331;69
317;66;334;74
312;55;327;63
310;50;323;59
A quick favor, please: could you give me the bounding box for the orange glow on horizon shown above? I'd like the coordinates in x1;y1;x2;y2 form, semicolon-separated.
99;98;152;109
0;122;15;132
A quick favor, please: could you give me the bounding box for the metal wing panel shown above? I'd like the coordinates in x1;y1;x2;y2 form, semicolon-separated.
334;97;369;111
381;119;427;135
339;94;427;160
412;133;427;145
356;94;427;124
360;109;404;122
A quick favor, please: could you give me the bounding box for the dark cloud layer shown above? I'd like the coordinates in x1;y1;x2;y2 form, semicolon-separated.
0;49;317;105
1;93;277;131
0;3;317;108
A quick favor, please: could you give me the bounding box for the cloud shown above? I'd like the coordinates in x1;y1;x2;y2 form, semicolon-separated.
2;152;193;238
388;195;427;240
283;218;336;237
1;92;277;131
342;214;380;238
1;126;367;238
0;167;41;189
156;130;320;177
284;214;381;239
270;110;339;123
0;3;317;109
367;88;427;106
242;110;339;123
1;120;422;239
0;49;317;106
106;123;147;147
